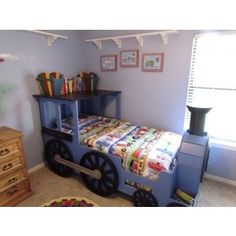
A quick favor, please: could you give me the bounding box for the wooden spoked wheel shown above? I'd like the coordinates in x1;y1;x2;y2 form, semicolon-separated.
45;139;73;177
133;189;158;207
80;151;119;196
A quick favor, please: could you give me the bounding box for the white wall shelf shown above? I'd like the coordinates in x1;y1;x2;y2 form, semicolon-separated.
85;30;179;49
26;30;68;46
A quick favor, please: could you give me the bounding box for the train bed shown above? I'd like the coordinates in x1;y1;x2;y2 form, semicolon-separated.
33;90;207;206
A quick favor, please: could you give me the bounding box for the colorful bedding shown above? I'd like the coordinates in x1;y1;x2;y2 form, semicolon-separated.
61;115;182;178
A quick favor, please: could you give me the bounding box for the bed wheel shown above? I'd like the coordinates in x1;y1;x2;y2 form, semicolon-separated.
45;139;73;177
133;189;158;207
80;151;119;197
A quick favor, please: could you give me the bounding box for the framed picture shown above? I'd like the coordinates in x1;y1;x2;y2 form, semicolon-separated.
120;49;139;67
100;55;117;71
142;53;164;72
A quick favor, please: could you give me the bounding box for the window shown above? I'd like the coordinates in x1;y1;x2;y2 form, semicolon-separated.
185;32;236;142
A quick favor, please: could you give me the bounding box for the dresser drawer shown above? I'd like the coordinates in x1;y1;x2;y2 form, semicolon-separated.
0;126;33;205
0;169;26;190
0;180;30;206
0;154;23;178
0;139;21;159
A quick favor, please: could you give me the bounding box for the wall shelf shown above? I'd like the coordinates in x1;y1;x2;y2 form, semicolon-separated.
85;30;179;49
26;30;68;46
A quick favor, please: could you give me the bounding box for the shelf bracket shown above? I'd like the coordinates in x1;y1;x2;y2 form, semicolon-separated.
160;32;168;45
46;35;57;46
135;36;144;47
26;30;68;46
93;40;102;49
112;38;122;48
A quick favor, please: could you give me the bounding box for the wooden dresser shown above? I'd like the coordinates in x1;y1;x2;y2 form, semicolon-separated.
0;126;33;206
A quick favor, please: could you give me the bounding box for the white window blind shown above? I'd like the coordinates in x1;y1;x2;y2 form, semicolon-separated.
184;32;236;142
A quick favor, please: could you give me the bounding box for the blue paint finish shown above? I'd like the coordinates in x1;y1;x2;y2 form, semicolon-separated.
177;165;200;196
72;100;80;144
176;132;209;198
56;104;62;130
115;92;121;119
39;101;48;127
33;91;206;206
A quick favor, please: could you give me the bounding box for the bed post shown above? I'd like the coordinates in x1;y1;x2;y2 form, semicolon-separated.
55;103;62;130
72;100;80;145
115;92;121;119
39;99;49;128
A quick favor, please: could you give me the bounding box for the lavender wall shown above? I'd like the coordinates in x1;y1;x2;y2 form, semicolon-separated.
0;30;85;169
81;30;194;134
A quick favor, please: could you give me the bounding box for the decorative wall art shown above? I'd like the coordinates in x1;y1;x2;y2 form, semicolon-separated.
120;49;139;67
142;53;164;72
100;55;117;71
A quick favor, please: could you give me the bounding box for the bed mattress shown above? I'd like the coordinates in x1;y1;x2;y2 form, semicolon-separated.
61;115;182;179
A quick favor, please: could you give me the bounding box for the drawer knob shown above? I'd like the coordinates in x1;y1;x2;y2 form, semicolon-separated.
0;148;10;156
7;188;18;196
2;163;13;171
8;177;17;184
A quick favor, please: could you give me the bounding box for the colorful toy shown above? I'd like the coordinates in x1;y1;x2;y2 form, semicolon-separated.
175;189;194;206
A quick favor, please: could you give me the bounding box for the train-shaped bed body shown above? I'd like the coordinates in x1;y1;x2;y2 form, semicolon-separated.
33;90;209;206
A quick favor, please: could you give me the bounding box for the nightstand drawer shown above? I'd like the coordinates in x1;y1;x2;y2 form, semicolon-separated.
0;170;26;190
180;142;205;157
0;180;29;205
0;155;23;178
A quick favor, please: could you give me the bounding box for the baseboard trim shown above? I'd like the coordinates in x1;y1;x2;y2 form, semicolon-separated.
28;162;45;174
204;173;236;187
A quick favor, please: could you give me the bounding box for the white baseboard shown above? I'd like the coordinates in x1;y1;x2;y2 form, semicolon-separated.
204;173;236;187
28;162;45;174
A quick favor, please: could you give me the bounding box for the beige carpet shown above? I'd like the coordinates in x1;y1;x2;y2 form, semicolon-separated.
17;166;236;207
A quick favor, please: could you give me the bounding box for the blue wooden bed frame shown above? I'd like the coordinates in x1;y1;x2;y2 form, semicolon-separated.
33;90;208;206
